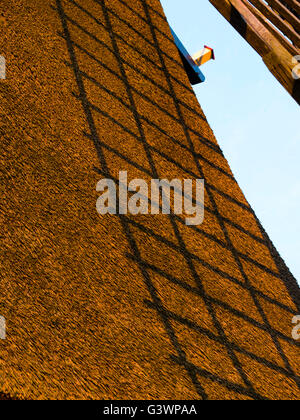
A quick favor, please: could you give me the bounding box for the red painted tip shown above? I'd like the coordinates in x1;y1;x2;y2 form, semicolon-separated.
204;45;215;60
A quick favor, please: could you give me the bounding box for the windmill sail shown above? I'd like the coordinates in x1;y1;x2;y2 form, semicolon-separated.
210;0;300;104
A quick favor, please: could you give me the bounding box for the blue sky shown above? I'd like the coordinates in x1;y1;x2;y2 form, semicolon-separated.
161;0;300;283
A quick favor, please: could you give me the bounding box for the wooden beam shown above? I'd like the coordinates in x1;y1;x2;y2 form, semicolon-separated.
209;0;300;105
279;0;300;17
240;0;299;55
265;0;300;32
246;0;300;46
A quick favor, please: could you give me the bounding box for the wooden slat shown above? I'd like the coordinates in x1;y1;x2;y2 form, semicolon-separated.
246;0;300;46
209;0;300;105
265;0;300;33
279;0;300;17
241;0;299;55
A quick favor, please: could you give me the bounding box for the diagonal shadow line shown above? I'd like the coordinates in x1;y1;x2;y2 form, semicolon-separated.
78;77;252;217
98;0;213;399
92;160;283;292
139;0;300;390
52;3;169;84
56;0;233;160
100;0;260;399
142;0;300;389
60;0;200;116
55;0;298;400
57;5;211;133
93;164;293;307
69;80;256;215
120;216;209;400
144;299;300;382
76;65;235;181
76;69;199;139
69;0;260;398
170;355;268;400
55;0;208;400
75;84;270;250
70;79;253;212
93;163;298;315
89;117;283;282
124;215;285;288
58;33;224;161
146;0;300;313
116;0;173;43
54;0;195;101
61;18;206;133
140;111;225;163
62;0;298;243
79;95;223;213
121;0;298;384
127;254;300;335
65;0;181;71
82;131;153;177
65;49;230;176
85;73;298;310
252;212;300;313
91;0;189;78
56;12;223;157
80;94;248;207
138;0;169;23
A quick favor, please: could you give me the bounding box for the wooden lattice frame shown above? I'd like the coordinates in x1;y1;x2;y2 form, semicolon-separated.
209;0;300;104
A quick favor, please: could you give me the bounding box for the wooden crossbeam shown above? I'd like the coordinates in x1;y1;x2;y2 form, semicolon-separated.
240;0;298;54
247;0;300;46
209;0;300;105
279;0;300;18
267;0;300;31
